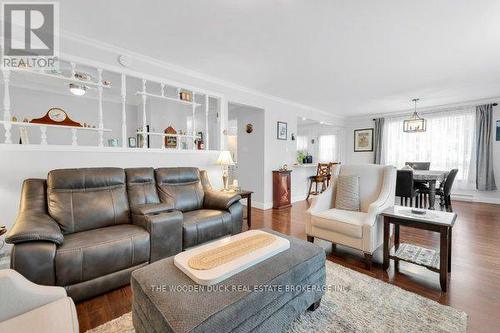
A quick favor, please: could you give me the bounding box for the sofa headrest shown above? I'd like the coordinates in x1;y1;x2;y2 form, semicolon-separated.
155;167;200;185
47;168;125;190
125;168;155;184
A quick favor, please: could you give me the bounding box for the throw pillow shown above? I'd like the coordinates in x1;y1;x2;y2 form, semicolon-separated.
335;175;360;211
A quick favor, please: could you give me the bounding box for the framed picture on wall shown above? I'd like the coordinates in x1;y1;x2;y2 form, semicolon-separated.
277;121;287;140
354;128;374;152
496;120;500;141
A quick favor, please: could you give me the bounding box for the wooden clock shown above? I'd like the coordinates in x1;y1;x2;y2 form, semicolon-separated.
30;108;82;127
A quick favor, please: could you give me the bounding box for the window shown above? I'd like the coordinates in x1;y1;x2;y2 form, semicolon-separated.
382;107;476;190
296;135;308;151
319;135;337;162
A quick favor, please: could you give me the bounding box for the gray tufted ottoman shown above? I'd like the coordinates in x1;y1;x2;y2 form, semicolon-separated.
131;229;326;333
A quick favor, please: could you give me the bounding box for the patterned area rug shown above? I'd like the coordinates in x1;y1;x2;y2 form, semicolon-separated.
86;261;467;333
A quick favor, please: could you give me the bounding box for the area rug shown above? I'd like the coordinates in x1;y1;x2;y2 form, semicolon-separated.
86;261;467;333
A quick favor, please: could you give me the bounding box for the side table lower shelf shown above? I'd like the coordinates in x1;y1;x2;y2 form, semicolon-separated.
390;243;440;272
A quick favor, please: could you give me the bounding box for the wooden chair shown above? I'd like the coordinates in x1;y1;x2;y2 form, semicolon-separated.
306;163;332;201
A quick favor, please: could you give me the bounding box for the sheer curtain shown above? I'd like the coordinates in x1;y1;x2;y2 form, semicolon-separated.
382;107;476;190
319;135;337;162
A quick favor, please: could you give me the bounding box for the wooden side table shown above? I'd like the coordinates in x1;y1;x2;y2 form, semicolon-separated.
381;207;457;292
236;190;253;229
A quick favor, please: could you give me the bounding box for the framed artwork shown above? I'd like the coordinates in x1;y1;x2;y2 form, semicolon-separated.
277;121;287;140
496;120;500;141
354;128;374;152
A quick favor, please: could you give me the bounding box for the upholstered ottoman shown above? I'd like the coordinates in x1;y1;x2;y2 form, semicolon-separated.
131;229;326;333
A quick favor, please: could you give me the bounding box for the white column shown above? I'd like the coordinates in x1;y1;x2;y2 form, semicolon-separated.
205;95;209;150
2;69;12;144
220;96;228;150
192;93;196;150
97;68;104;147
142;79;147;149
70;62;76;78
40;126;47;145
121;74;127;148
71;128;78;146
160;83;165;97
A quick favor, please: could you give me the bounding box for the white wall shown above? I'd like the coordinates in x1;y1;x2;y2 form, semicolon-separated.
228;104;265;203
344;117;375;164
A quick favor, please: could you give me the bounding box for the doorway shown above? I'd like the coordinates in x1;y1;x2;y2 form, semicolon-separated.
228;102;265;205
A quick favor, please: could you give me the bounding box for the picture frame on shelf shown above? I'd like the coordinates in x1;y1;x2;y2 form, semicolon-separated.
354;128;374;152
128;137;137;148
277;121;287;140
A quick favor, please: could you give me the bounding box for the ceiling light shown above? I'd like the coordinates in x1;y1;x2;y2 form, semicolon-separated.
69;83;87;96
403;98;426;133
301;117;307;121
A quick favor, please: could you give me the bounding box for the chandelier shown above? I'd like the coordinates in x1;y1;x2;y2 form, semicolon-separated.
403;98;426;133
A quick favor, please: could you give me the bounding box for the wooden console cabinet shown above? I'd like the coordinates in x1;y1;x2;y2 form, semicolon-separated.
273;170;292;209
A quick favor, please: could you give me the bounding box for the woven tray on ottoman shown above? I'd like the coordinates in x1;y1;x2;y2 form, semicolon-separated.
131;228;326;333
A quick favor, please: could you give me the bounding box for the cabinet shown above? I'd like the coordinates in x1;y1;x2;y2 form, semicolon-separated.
273;170;292;209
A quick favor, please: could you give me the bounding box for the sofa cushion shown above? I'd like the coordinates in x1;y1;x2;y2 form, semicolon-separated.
182;209;233;248
338;164;385;213
155;167;204;212
55;224;149;286
47;168;130;234
125;168;160;208
335;175;360;211
311;208;368;238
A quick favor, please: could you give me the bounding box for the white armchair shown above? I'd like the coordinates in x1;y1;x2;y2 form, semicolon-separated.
0;269;79;333
306;164;396;268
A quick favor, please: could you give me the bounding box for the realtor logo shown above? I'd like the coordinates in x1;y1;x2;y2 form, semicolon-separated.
2;2;59;69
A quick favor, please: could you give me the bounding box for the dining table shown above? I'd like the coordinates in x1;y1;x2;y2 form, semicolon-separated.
413;170;449;210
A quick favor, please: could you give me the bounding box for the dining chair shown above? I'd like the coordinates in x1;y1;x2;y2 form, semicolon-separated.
396;170;420;207
419;169;458;211
405;162;431;170
306;163;332;201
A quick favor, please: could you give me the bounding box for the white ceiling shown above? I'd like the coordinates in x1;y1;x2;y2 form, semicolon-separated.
59;0;500;116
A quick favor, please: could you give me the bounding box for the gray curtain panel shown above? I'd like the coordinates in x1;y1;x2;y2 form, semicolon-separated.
373;118;385;164
475;104;497;191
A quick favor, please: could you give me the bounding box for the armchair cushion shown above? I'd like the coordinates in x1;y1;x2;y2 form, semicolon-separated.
6;213;63;245
311;209;367;238
203;190;241;210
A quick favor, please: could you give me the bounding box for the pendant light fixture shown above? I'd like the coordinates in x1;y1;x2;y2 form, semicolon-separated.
403;98;426;133
69;83;87;96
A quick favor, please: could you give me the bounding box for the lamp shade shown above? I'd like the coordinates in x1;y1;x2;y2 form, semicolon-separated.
217;151;235;166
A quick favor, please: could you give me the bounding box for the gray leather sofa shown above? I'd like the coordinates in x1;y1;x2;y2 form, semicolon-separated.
6;167;243;302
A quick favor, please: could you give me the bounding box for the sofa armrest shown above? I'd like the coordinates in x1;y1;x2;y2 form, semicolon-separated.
131;202;174;216
136;211;183;262
203;190;241;211
0;269;67;322
365;166;397;226
6;213;63;245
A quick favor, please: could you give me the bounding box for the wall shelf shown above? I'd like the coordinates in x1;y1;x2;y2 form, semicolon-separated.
136;91;201;107
14;69;111;89
137;131;200;139
0;120;112;132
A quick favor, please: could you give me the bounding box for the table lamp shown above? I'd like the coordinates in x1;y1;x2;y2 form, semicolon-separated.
217;150;235;191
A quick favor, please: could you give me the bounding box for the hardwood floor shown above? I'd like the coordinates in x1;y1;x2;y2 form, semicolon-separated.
77;200;500;333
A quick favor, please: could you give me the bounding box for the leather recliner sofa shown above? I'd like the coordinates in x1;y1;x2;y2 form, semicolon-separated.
6;167;243;302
